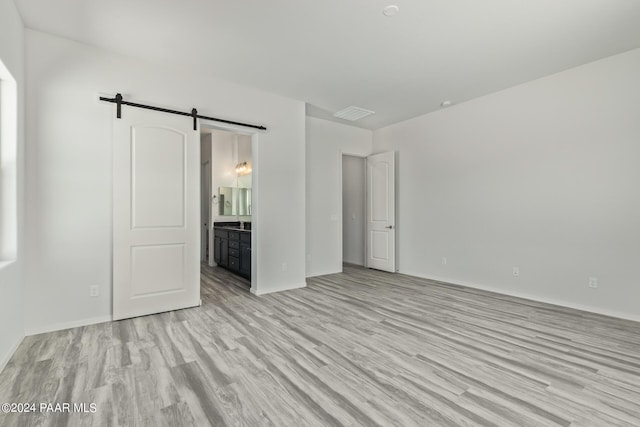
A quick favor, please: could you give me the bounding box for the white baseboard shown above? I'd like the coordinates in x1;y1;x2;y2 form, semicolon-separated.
404;271;640;323
251;282;307;296
306;269;340;279
25;315;114;336
0;334;24;374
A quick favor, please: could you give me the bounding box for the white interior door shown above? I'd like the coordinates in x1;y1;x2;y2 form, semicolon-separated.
113;107;200;320
366;151;396;272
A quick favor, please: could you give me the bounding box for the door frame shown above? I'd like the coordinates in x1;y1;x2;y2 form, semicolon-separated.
200;120;261;292
338;151;368;271
201;160;211;262
338;150;398;273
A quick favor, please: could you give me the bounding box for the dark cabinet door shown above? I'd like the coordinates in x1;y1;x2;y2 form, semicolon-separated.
215;236;229;267
213;236;222;264
213;226;250;280
228;256;239;272
240;242;251;278
220;238;229;267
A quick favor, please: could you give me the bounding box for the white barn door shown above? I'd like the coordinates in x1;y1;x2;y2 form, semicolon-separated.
366;151;396;272
113;107;200;320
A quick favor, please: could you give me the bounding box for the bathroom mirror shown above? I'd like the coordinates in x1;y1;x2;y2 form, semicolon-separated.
237;173;252;216
218;186;237;216
218;178;251;217
237;188;252;216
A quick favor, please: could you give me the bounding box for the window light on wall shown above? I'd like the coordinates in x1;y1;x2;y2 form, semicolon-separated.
0;58;18;263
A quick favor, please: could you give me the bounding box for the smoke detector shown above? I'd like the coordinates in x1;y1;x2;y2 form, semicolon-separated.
333;106;375;121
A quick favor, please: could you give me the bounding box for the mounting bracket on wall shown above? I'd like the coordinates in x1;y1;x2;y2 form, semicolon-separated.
99;93;267;131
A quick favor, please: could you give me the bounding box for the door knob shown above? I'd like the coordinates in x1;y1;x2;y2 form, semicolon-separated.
385;225;394;229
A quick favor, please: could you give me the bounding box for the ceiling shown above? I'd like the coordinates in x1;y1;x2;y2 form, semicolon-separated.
14;0;640;129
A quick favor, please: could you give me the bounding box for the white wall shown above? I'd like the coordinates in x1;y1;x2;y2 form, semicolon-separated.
0;0;25;370
342;155;365;266
24;29;306;333
200;133;212;167
237;135;252;167
306;117;372;277
373;49;640;321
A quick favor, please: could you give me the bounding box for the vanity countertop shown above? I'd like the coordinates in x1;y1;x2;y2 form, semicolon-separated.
216;226;251;232
213;222;251;232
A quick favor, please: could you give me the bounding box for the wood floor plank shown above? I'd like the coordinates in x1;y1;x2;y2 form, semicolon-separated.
1;263;639;426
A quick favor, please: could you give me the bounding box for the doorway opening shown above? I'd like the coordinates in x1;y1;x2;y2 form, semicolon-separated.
341;151;397;274
342;154;366;268
200;126;255;292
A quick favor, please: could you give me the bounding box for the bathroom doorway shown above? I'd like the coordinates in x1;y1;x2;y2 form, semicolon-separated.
200;126;255;291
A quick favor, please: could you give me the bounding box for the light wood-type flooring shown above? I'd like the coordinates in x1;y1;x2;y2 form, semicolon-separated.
1;264;639;426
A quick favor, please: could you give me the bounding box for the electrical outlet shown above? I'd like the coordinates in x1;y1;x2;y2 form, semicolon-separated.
282;262;287;272
588;277;598;288
90;285;99;297
512;267;520;277
441;257;447;265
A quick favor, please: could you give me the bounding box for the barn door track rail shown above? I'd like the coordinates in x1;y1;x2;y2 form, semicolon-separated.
99;93;267;131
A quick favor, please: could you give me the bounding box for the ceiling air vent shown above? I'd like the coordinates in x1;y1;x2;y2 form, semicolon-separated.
333;106;375;121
